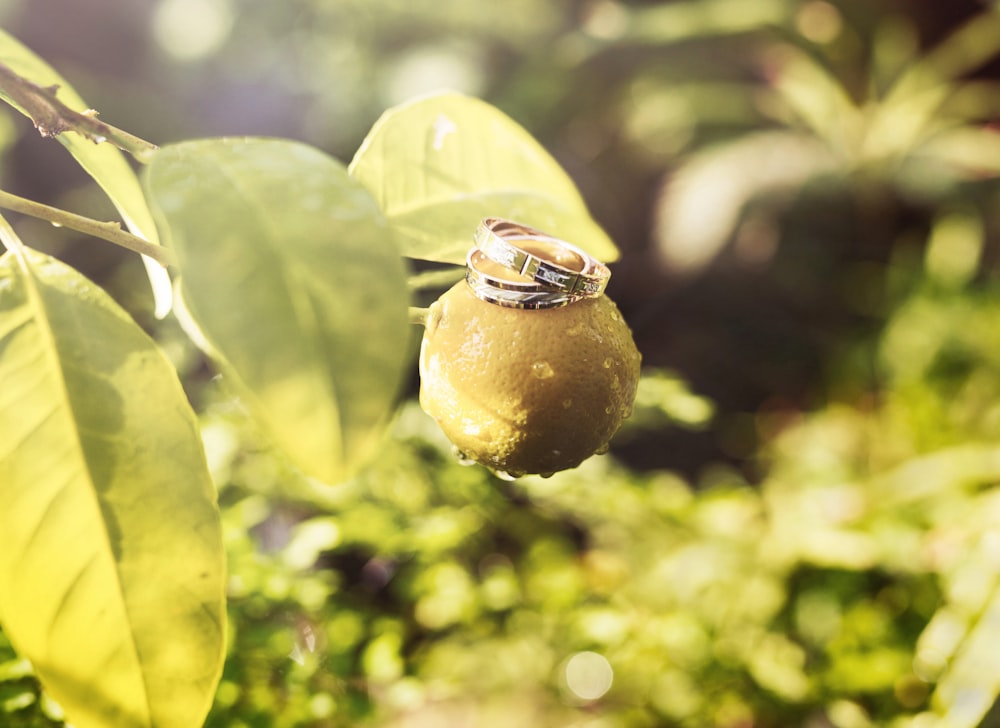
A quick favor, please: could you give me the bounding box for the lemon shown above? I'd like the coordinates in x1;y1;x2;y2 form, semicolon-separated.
418;281;641;477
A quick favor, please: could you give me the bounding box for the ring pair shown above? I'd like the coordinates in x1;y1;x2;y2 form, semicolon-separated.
465;217;611;309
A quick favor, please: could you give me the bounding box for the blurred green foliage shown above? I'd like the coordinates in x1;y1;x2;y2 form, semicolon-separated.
10;298;1000;726
5;0;1000;726
193;273;1000;728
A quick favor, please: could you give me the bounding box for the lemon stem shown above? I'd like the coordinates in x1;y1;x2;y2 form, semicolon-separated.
407;266;464;291
408;306;430;326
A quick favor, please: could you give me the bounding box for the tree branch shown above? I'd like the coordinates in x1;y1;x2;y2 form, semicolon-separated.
0;61;158;162
0;189;177;268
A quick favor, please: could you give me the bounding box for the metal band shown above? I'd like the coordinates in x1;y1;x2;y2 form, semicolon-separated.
465;248;579;309
474;217;610;298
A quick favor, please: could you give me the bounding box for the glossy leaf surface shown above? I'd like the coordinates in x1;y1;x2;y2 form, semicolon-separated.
349;92;618;264
0;247;225;728
144;137;410;484
0;27;172;316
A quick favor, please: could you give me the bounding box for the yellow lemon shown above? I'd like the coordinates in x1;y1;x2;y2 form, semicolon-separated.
418;281;641;477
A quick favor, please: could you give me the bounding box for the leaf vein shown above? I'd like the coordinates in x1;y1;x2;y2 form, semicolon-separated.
48;549;100;636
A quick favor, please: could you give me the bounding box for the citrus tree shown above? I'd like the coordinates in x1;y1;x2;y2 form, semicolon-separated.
6;7;1000;728
0;27;622;728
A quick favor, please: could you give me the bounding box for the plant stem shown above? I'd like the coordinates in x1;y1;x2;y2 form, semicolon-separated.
0;61;158;162
407;266;464;291
0;189;177;268
408;306;430;326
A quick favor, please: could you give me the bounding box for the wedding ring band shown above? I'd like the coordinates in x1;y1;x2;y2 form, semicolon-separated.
465;248;578;309
474;217;610;298
467;285;579;310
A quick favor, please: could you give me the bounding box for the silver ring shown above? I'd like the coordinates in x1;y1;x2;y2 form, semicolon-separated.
474;217;610;298
465;248;552;293
465;249;579;309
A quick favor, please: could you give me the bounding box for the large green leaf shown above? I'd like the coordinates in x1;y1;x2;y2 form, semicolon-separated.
0;28;172;317
348;91;618;265
0;243;225;728
143;137;410;485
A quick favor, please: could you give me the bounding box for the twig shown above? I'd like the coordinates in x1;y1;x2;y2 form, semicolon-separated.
0;61;158;162
407;266;464;291
408;307;430;326
0;188;177;268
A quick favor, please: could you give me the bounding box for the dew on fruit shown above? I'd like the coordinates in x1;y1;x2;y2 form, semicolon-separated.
452;447;476;466
604;405;614;414
611;374;620;390
461;420;484;437
562;398;573;409
493;469;517;481
602;358;613;369
540;472;555;479
531;361;555;379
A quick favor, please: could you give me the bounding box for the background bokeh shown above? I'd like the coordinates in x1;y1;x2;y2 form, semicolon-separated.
4;0;1000;726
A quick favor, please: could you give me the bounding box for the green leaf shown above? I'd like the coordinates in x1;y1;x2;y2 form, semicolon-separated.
0;245;225;728
618;0;793;44
143;137;410;484
653;131;836;273
930;580;1000;727
349;91;618;265
0;28;172;317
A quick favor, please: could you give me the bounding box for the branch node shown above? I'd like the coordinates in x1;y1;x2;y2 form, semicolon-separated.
0;60;157;161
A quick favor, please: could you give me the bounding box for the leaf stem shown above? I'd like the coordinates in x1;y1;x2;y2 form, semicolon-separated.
0;189;177;268
0;60;158;162
408;306;430;326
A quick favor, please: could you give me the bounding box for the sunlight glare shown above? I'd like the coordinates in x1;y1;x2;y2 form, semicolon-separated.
565;651;614;701
154;0;235;61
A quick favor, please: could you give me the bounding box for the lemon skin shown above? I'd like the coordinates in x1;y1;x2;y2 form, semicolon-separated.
418;281;641;477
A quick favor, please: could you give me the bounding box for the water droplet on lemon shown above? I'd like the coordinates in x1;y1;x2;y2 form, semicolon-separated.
531;361;555;379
